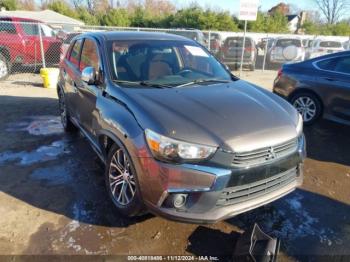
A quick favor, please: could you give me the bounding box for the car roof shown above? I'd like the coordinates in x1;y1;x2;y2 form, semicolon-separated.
0;16;42;23
79;31;194;42
276;37;302;41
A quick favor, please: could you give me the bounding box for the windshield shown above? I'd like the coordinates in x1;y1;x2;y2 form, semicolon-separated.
320;41;342;48
41;24;56;37
107;40;231;86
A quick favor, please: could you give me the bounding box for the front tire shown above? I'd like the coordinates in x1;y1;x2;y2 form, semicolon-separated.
290;92;322;125
105;143;144;217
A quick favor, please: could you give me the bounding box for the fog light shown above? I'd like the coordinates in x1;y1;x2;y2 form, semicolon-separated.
173;194;187;208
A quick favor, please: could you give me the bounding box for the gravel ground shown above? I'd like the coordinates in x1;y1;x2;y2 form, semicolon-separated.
0;72;349;260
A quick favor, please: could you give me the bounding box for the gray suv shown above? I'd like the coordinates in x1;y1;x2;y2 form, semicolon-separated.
58;31;305;223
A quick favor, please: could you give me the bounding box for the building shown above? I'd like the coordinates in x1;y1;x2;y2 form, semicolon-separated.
287;14;299;33
0;9;84;31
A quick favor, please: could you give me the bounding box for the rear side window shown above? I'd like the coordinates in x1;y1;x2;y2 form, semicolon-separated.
0;19;16;34
317;56;350;74
333;57;350;74
276;39;301;47
225;37;252;47
319;41;342;48
79;39;100;72
69;39;82;68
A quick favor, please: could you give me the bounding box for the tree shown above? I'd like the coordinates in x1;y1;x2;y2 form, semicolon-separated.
314;0;350;24
76;7;99;25
0;0;17;10
99;8;130;27
248;11;289;33
47;0;77;18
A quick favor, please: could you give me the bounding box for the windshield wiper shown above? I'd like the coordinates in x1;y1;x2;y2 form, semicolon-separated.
139;81;173;89
113;80;172;89
176;79;231;88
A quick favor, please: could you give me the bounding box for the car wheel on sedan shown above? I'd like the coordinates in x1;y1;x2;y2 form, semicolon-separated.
58;88;77;132
290;92;322;125
105;143;144;217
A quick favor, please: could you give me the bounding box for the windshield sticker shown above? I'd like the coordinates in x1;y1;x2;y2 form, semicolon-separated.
184;45;209;57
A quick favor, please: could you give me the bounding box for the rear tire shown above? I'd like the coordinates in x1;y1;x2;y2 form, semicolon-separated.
290;92;322;125
58;88;77;132
249;64;255;71
105;143;145;217
0;53;10;81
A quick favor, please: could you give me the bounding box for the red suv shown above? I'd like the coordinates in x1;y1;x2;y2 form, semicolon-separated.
0;16;62;80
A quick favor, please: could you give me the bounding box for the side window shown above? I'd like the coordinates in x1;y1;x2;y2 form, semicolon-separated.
69;39;83;68
0;19;17;34
79;39;100;72
317;58;337;71
317;56;350;74
21;23;39;36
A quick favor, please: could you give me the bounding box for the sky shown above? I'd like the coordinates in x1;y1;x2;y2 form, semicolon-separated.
171;0;314;15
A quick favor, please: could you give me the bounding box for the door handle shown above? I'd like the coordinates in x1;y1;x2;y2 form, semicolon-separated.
324;77;335;82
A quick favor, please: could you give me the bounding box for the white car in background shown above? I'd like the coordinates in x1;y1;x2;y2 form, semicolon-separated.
343;40;350;50
309;39;344;59
267;37;305;65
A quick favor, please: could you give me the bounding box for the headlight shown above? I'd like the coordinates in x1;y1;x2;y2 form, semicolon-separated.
145;129;216;162
296;113;303;136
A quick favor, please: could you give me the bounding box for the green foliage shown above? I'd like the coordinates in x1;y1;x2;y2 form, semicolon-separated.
76;7;99;26
47;0;77;19
302;20;350;36
165;7;238;31
99;8;130;27
248;11;289;33
0;0;17;10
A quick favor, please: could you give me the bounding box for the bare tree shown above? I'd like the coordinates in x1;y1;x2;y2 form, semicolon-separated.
314;0;349;24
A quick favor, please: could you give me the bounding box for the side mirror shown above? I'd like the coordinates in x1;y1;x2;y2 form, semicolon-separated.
81;66;96;85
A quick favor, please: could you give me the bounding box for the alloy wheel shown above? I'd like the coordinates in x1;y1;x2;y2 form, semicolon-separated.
109;148;136;206
293;96;317;122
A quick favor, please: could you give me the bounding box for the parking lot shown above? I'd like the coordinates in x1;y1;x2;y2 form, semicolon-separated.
0;71;349;259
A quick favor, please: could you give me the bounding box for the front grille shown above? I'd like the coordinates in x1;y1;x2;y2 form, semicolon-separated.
232;138;298;167
217;167;298;207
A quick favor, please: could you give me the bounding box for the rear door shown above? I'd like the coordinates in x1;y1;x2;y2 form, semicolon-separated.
63;38;83;122
75;37;102;139
315;55;350;121
19;21;42;64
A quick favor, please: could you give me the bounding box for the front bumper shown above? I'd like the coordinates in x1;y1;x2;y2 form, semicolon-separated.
135;135;306;224
269;57;303;64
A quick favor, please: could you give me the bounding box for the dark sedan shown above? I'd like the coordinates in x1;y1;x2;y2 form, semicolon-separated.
274;51;350;125
58;31;305;223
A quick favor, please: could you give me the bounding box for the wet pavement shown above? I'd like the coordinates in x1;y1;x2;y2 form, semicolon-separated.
0;83;349;260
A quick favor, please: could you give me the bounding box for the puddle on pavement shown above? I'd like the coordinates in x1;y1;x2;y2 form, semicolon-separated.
6;115;64;136
0;140;70;166
30;165;73;186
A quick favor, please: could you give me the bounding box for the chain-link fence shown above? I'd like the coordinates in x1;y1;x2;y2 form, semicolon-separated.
1;19;350;81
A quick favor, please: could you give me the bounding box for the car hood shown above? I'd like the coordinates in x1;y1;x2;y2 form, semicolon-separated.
121;80;299;152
